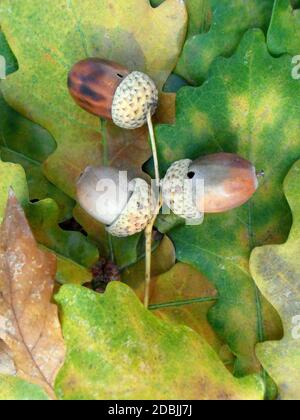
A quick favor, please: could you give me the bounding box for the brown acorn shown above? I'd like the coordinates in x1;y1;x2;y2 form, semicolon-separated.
68;58;130;120
189;153;258;213
162;153;259;219
68;58;158;129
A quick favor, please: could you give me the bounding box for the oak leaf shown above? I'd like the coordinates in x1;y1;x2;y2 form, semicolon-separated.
0;191;65;399
55;282;265;400
250;160;300;400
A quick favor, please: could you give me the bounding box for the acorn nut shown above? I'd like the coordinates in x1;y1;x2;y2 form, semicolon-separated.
68;58;158;129
162;153;258;219
77;166;154;237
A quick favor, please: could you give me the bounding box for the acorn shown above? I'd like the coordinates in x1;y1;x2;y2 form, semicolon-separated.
162;153;258;219
68;58;159;129
77;166;155;237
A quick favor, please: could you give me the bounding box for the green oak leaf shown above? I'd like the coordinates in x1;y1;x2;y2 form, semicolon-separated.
73;205;110;259
0;376;49;401
73;204;146;269
0;160;98;268
55;282;265;400
0;27;74;224
178;0;211;41
267;0;300;56
163;73;190;93
155;29;297;377
38;246;92;286
176;0;274;85
0;0;187;198
112;234;145;270
0;93;74;222
0;29;18;76
55;253;92;286
250;160;300;400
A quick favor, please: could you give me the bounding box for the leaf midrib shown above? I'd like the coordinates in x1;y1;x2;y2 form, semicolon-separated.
4;250;53;393
0;145;41;167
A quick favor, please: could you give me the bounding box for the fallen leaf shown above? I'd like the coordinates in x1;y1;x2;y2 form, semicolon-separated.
250;160;300;400
39;246;93;286
112;234;146;271
0;375;49;400
0;28;18;76
0;191;65;399
0;340;16;376
268;0;300;56
55;254;92;286
55;282;265;400
151;0;211;42
73;204;109;258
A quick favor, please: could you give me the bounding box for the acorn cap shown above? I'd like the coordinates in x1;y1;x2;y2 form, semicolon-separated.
68;58;130;119
162;159;203;221
107;178;155;237
76;166;132;226
111;71;158;129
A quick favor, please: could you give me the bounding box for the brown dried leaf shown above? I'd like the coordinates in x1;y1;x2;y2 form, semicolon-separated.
0;340;16;376
0;191;65;399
